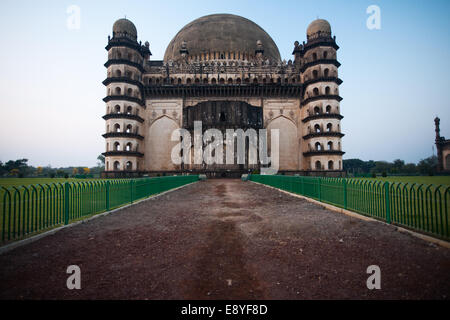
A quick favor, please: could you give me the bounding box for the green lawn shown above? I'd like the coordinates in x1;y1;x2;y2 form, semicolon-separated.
0;178;103;188
357;176;450;186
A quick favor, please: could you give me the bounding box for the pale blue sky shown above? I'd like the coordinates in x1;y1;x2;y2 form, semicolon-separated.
0;0;449;167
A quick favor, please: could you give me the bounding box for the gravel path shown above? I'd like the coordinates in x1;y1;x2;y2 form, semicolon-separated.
0;179;448;299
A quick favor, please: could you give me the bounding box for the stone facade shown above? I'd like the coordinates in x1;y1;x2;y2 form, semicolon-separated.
102;15;345;177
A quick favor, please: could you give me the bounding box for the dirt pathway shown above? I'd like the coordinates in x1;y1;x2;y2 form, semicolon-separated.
0;179;448;299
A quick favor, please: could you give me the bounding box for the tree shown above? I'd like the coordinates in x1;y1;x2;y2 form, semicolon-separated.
37;166;43;175
83;167;90;174
417;156;438;175
97;154;105;167
72;168;78;175
10;168;20;176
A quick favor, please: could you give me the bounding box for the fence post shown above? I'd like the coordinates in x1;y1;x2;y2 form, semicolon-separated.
130;179;134;204
318;178;321;201
384;182;391;224
343;179;347;209
64;182;69;225
106;180;110;211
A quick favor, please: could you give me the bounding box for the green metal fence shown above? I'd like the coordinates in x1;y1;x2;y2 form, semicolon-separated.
0;175;199;244
249;175;450;240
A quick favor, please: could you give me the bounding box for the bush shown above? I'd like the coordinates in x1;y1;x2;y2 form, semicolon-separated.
64;174;69;179
49;172;56;178
382;172;387;177
371;173;376;178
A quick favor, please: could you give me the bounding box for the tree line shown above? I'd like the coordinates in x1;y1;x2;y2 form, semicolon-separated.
0;156;105;178
343;155;439;176
0;155;440;178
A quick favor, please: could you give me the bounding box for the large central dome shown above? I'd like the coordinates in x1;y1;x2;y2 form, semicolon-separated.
164;14;281;63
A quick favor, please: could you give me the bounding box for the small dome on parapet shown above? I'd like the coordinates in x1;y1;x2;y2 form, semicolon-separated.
113;18;137;40
307;19;331;38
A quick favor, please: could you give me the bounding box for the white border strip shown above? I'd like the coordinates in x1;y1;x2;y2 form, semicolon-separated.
249;181;450;249
0;181;199;255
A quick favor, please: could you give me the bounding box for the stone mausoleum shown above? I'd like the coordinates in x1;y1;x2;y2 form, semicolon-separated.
102;14;345;177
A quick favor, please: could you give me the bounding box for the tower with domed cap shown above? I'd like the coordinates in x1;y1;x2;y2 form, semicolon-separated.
101;15;345;177
102;18;151;176
294;18;345;171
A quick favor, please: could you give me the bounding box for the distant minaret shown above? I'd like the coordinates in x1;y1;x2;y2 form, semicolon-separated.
434;117;443;172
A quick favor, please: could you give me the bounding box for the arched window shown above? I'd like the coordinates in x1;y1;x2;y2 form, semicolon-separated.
220;112;226;122
203;78;208;84
126;161;133;171
325;86;331;95
312;70;318;79
114;161;120;171
323;51;328;59
187;78;192;85
106;161;109;171
236;78;241;84
324;68;329;77
315;142;322;151
195;78;200;84
315;160;321;170
253;78;258;84
313;88;319;96
126;142;132;151
115;87;121;95
326;123;332;132
114;142;120;151
328;160;334;170
211;78;217;84
126;106;132;115
327;141;333;150
115;70;122;77
314;106;321;115
312;53;317;61
178;78;182;84
244;78;250;84
126;124;132;133
115;105;121;114
219;78;225;84
117;51;122;59
228;78;233;84
114;124;121;133
127;88;132;96
326;105;331;114
314;124;321;133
